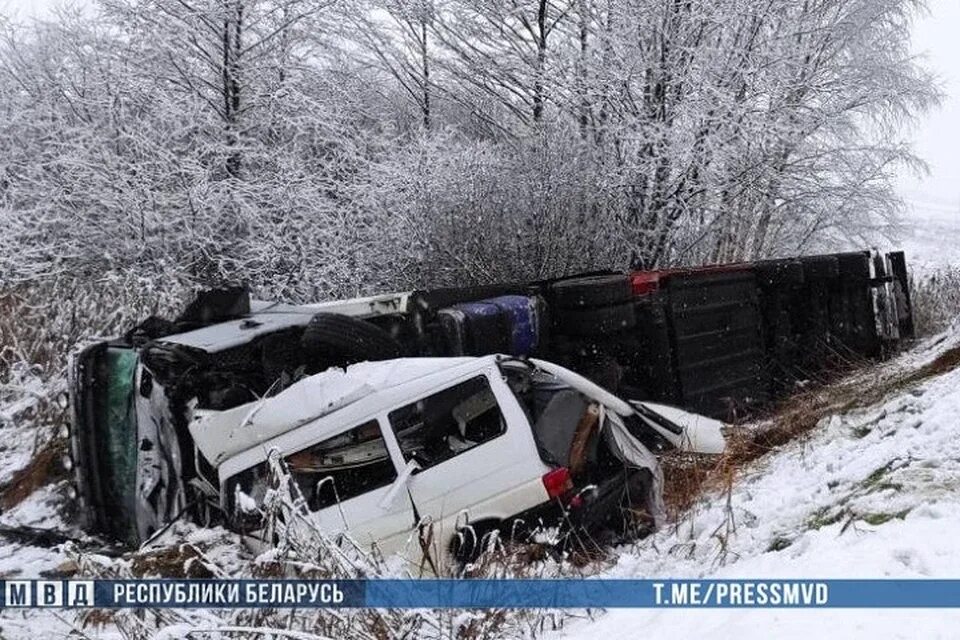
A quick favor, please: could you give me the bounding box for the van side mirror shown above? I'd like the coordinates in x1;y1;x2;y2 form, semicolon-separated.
378;459;420;510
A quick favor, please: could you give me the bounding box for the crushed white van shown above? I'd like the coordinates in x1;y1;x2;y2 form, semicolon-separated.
187;355;724;566
69;288;725;568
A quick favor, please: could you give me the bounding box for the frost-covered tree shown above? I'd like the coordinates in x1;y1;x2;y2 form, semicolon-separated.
0;0;940;294
348;0;438;130
0;1;417;299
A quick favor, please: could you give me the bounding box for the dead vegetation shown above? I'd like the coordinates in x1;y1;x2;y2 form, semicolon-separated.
662;342;960;517
0;277;195;514
130;544;218;579
71;480;575;640
51;338;960;638
911;267;960;337
1;276;194;388
0;269;956;639
0;439;69;511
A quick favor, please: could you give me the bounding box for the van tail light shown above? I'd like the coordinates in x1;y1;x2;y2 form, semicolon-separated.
542;467;573;500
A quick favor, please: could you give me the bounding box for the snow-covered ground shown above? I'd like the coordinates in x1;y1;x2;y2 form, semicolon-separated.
557;328;960;639
4;327;960;637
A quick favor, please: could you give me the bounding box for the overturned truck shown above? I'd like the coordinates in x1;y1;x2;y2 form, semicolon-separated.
69;249;912;560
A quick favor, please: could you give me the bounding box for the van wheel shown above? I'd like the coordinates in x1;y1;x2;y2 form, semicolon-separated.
451;521;500;565
300;313;402;365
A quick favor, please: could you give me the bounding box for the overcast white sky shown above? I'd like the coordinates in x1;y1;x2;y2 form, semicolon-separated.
898;0;960;221
2;0;959;221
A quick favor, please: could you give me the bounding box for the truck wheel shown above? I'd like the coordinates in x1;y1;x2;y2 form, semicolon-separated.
300;313;402;364
557;303;636;336
552;275;632;309
260;329;306;383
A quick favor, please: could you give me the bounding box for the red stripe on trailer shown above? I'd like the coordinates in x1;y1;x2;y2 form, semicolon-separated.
630;261;754;296
630;272;661;296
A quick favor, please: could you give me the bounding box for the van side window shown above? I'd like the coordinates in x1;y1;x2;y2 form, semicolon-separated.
388;375;506;470
287;420;397;511
228;419;397;521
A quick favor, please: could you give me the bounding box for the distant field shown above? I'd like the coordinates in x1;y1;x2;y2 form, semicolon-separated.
895;203;960;273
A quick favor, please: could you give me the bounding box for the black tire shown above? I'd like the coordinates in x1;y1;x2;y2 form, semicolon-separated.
451;526;479;564
556;302;636;336
300;313;402;364
552;275;632;309
565;469;654;546
450;521;499;565
617;469;657;539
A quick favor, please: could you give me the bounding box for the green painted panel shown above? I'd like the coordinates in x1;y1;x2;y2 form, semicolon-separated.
98;348;138;543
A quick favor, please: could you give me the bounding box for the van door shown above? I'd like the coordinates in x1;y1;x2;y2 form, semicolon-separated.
386;371;548;565
227;418;416;556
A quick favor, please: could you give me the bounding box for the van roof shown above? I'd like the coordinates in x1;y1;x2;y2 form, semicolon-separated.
188;355;489;466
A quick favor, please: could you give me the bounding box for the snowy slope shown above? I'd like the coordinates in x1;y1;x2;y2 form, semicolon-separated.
4;328;960;638
558;328;960;639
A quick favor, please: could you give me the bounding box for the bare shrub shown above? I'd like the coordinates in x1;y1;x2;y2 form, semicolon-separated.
664;338;960;524
0;270;196;488
0;439;68;509
71;458;583;640
910;267;960;337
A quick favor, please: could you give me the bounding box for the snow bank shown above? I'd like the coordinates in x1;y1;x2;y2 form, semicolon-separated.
5;325;960;638
557;332;960;639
